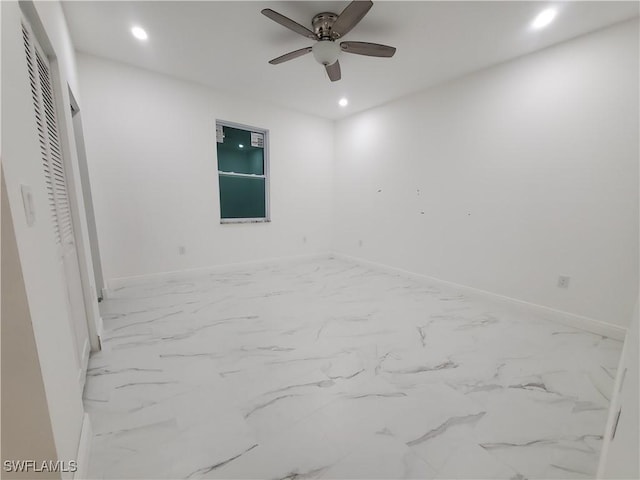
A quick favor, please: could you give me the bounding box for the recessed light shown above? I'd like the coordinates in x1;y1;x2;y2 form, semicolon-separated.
131;26;148;41
531;8;557;29
239;144;244;148
339;98;348;107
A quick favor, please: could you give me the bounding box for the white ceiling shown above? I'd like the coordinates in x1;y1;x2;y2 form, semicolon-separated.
62;1;639;120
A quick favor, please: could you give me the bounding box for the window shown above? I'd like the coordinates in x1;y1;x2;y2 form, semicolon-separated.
216;121;269;223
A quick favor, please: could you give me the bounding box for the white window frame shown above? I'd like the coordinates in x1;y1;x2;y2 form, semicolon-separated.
216;120;270;224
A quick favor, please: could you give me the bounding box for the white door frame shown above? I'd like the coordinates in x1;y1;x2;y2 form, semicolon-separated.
69;92;106;305
49;61;103;355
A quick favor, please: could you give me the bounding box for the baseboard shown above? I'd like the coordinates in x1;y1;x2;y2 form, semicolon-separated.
106;252;332;291
74;413;92;479
332;252;627;341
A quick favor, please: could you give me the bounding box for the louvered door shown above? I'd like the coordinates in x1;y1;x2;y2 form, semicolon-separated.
22;19;90;386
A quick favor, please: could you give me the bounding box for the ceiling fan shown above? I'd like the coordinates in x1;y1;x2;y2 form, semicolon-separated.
262;0;396;82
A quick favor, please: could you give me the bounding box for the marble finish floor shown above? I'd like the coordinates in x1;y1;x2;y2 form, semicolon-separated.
85;258;621;479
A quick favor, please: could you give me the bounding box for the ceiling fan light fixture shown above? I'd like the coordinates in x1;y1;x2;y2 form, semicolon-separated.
312;40;340;65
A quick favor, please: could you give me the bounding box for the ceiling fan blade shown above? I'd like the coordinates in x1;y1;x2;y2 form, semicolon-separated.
331;0;373;38
269;47;313;65
340;41;396;57
261;9;317;40
325;60;341;82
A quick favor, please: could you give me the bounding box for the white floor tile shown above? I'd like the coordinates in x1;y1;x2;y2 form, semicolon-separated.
85;258;621;479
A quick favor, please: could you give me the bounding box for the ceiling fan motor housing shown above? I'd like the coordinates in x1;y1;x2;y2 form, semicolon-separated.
312;12;338;39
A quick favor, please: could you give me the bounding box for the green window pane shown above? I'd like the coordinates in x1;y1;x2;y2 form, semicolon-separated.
219;175;266;219
217;126;264;175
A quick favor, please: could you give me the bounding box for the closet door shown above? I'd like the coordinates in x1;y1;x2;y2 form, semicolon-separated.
22;20;90;386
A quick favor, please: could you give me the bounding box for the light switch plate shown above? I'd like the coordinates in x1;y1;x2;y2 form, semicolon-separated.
20;184;36;226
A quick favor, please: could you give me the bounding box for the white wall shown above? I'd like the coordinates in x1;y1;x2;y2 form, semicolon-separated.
1;0;97;474
76;54;334;286
333;19;639;328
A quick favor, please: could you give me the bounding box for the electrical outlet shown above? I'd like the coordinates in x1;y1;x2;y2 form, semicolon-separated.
303;236;307;244
178;246;186;255
358;240;363;247
557;275;570;289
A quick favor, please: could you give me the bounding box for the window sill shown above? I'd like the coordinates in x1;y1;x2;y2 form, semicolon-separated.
220;218;270;224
